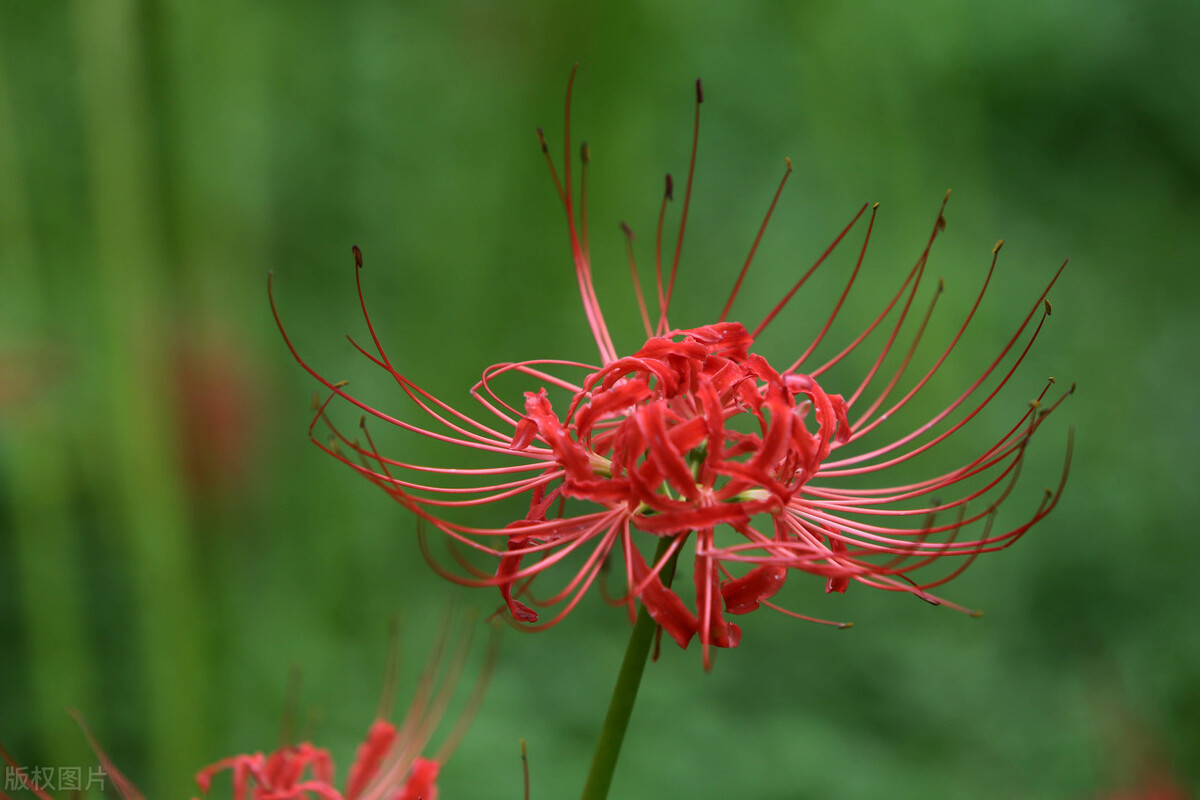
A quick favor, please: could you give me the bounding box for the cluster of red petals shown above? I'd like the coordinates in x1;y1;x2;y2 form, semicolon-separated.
512;321;849;526
0;718;441;800
194;721;439;800
193;625;492;800
501;320;850;649
271;69;1072;668
2;631;490;800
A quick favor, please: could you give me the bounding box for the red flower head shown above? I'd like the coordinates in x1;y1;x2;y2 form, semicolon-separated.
272;68;1072;668
193;726;440;800
2;632;492;800
194;626;494;800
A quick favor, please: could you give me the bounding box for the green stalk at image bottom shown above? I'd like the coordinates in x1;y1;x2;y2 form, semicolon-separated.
580;535;681;800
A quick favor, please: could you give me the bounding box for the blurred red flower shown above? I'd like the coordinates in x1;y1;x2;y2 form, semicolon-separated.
194;627;493;800
2;629;492;800
193;722;441;800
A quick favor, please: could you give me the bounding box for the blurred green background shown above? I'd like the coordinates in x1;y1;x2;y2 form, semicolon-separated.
2;1;1197;798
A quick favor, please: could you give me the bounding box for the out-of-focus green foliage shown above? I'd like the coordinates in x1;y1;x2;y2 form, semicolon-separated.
2;2;1197;798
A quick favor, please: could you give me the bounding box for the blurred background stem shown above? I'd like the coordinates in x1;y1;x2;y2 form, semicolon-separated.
69;1;209;793
0;38;95;771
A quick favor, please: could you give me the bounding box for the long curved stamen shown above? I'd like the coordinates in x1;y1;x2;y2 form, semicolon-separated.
753;203;869;339
720;157;794;323
654;174;673;330
809;191;950;378
849;236;1002;431
540;66;616;364
658;79;704;336
787;202;879;372
621;220;654;338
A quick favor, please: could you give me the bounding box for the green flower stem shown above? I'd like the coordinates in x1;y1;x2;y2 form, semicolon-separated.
581;535;681;800
71;2;209;792
0;44;95;768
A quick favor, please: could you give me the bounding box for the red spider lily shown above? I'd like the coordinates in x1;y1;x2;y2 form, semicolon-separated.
272;68;1072;668
194;626;494;800
2;630;492;800
192;725;440;800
